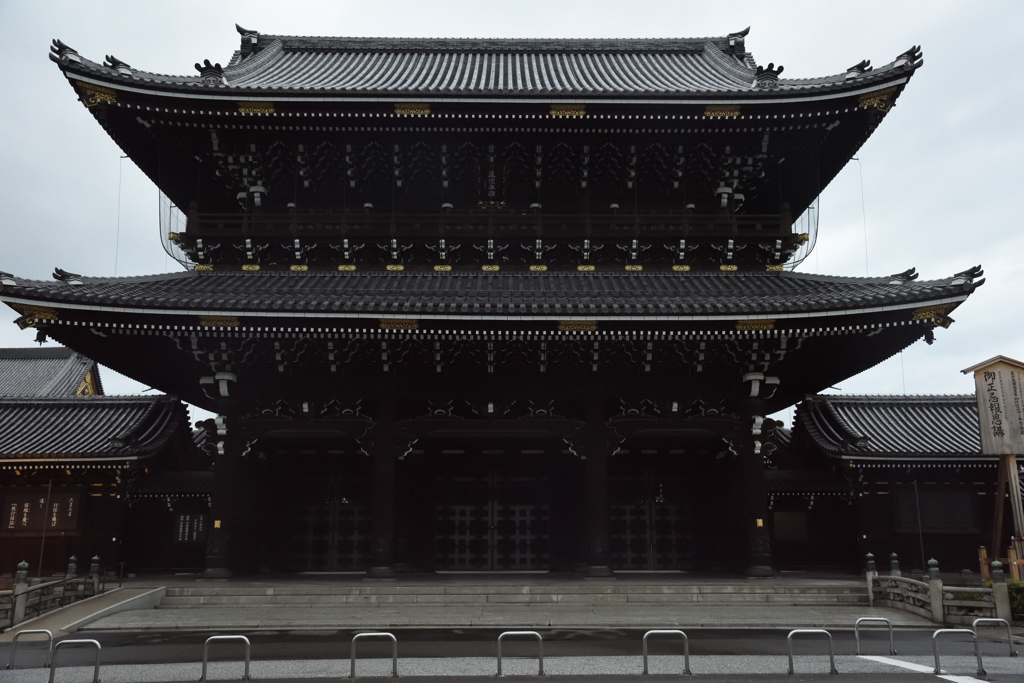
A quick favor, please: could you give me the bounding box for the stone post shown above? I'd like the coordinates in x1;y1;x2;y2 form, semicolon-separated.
865;553;876;607
927;558;944;624
12;561;29;625
66;555;77;579
991;561;1012;622
889;552;901;577
90;556;101;595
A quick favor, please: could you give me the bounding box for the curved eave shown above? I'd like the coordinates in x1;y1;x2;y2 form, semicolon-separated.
0;290;970;325
56;60;917;107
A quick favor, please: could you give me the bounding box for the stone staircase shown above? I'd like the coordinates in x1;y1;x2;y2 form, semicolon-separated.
158;580;869;609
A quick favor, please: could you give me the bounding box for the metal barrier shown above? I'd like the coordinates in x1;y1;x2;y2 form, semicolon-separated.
201;635;251;681
971;618;1018;657
350;632;398;678
7;629;53;669
49;639;101;683
642;630;691;676
786;629;837;675
496;631;543;676
932;629;984;677
854;617;896;656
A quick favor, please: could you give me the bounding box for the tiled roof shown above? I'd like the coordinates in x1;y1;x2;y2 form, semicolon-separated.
0;395;187;461
52;31;921;100
0;269;977;320
0;347;100;397
795;394;983;460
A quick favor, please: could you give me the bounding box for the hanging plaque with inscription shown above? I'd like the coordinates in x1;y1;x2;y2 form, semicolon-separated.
963;356;1024;454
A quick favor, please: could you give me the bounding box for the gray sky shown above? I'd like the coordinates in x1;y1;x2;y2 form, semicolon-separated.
1;0;1021;425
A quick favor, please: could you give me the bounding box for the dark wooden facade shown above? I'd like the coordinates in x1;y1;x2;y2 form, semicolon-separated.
0;28;984;576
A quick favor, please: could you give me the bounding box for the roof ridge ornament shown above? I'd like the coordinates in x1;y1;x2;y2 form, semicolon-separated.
951;264;984;287
195;59;226;84
50;39;81;64
845;59;872;79
103;55;133;76
236;24;260;57
0;271;15;287
754;63;783;88
888;267;918;285
53;268;83;286
727;27;749;54
894;45;923;69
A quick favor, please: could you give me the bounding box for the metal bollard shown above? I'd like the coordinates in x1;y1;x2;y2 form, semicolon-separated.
972;618;1018;657
854;617;896;655
642;629;690;676
49;639;101;683
496;631;543;676
932;629;984;677
786;629;837;675
201;635;251;681
8;629;54;669
350;632;398;678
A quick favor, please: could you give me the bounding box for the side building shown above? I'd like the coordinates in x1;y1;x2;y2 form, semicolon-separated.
0;347;205;575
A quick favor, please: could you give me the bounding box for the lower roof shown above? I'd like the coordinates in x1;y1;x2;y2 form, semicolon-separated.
0;268;978;323
0;347;100;397
795;394;984;461
0;395;187;462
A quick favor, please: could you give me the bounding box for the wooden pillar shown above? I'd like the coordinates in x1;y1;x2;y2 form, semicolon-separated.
740;374;774;577
367;393;397;577
203;418;247;578
578;392;615;576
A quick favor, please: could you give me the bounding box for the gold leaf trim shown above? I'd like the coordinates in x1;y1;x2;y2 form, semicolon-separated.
395;103;430;115
198;315;240;327
194;264;214;271
704;104;740;117
766;264;784;272
559;320;597;331
238;102;275;114
434;265;452;272
912;303;957;320
482;264;500;271
672;264;691;272
11;304;58;320
380;318;418;330
796;233;810;243
242;264;260;271
625;264;643;272
75;80;116;107
720;264;739;272
167;232;181;242
386;264;405;271
337;264;357;271
736;319;775;331
858;86;898;112
75;371;98;396
550;104;586;117
577;265;596;272
289;264;308;271
529;265;548;272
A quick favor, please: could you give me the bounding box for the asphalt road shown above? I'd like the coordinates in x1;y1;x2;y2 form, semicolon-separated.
2;628;1020;681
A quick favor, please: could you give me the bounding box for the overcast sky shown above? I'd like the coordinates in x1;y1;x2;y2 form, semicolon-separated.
1;0;1021;425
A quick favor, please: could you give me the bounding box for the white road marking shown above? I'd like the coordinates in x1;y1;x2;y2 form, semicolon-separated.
858;655;988;682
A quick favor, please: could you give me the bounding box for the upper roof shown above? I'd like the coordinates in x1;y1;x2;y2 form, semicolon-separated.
0;268;978;322
49;28;922;100
0;347;101;397
795;394;984;461
0;395;187;462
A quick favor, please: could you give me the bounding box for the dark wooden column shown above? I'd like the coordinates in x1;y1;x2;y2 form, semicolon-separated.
738;373;775;577
367;391;397;577
575;391;617;576
203;418;249;578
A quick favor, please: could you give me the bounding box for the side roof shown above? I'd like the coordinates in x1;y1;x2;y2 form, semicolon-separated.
49;28;922;100
0;347;102;397
0;395;187;462
795;394;984;461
